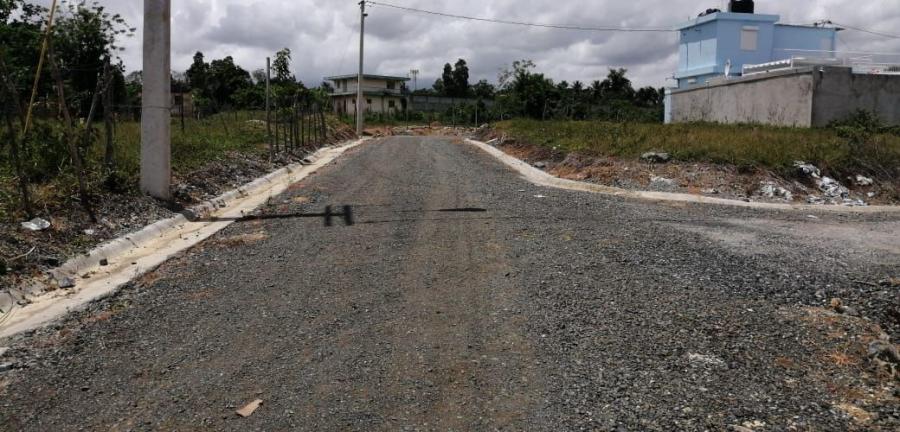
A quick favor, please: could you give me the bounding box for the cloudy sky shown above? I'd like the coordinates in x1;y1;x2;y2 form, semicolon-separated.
37;0;900;88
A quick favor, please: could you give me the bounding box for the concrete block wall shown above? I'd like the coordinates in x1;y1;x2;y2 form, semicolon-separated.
812;67;900;127
669;69;815;127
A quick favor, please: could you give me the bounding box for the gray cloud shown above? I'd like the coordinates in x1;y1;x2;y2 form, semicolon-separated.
41;0;900;88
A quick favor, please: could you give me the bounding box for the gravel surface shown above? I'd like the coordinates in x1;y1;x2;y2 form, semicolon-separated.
0;136;898;431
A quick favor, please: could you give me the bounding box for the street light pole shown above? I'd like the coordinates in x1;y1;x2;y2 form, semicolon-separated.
356;1;366;136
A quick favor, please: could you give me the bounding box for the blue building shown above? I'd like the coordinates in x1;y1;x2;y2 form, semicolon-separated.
673;1;837;89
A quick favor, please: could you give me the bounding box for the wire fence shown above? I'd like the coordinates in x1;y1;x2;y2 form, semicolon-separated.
1;59;336;222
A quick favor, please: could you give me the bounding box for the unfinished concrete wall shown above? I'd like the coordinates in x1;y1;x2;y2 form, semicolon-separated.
670;70;814;127
812;67;900;126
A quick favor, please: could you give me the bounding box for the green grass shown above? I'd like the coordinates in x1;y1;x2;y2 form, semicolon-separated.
1;110;347;221
94;111;269;179
494;119;900;177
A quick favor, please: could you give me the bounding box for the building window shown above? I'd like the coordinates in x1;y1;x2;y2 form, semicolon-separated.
387;81;396;90
741;26;758;51
388;100;396;108
367;99;372;105
342;81;347;91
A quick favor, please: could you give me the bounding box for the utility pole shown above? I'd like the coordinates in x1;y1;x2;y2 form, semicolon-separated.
266;57;272;160
356;1;367;136
141;0;171;200
410;69;419;92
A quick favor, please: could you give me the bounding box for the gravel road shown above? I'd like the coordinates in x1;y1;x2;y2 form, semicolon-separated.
1;136;898;431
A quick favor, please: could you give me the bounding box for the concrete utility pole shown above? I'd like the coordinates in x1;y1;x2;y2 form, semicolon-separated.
356;0;366;136
141;0;171;200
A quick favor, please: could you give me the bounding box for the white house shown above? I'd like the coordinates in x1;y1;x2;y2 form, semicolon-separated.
326;74;409;116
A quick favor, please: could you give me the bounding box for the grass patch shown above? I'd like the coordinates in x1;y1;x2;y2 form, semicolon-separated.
1;111;348;221
494;119;900;178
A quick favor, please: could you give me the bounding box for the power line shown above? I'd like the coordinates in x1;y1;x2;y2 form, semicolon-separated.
365;1;672;33
367;1;900;41
829;22;900;40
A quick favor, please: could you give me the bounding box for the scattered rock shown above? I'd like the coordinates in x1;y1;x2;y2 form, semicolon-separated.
867;340;900;364
99;259;109;267
58;277;76;289
841;198;867;207
878;278;899;287
485;138;499;146
533;161;548;169
830;298;860;317
641;152;671;163
83;229;95;236
701;188;719;195
649;176;677;192
688;353;727;368
728;426;755;432
0;362;14;373
21;218;51;232
794;161;821;179
758;182;793;201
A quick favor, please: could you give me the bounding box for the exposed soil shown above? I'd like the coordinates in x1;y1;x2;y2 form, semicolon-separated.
475;129;894;207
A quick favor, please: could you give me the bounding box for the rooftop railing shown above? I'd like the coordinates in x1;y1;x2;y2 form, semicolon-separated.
744;49;900;76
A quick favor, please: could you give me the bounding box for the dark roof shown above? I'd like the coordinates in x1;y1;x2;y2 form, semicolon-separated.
326;74;410;82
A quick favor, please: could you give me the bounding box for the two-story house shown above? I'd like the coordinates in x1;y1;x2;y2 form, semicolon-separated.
327;74;409;117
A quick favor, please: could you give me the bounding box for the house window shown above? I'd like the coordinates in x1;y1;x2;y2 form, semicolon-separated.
342;81;347;91
367;99;372;105
741;26;758;51
387;81;396;90
388;100;396;108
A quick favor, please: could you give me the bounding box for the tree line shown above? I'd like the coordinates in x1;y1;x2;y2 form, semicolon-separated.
182;47;329;116
413;58;665;123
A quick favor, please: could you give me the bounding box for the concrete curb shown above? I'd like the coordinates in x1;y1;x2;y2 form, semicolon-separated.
0;139;366;339
465;138;900;213
47;159;315;285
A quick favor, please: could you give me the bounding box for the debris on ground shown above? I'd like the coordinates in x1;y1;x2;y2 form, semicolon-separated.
687;353;727;368
867;339;900;366
829;298;860;317
853;175;874;187
649;176;677;191
236;399;263;417
20;218;51;232
878;278;899;287
533;161;548;169
641;152;671;164
758;182;794;201
818;177;850;200
794;161;821;178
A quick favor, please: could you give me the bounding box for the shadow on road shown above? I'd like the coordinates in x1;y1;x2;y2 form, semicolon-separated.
192;205;490;227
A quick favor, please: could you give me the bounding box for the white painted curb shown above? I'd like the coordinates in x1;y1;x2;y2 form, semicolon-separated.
465;138;900;213
0;139;367;339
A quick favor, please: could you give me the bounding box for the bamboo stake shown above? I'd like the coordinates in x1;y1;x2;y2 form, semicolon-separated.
22;0;58;137
48;44;96;222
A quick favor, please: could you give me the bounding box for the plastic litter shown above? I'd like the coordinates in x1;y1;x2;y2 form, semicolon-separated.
793;161;821;178
20;218;51;231
853;175;874;186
